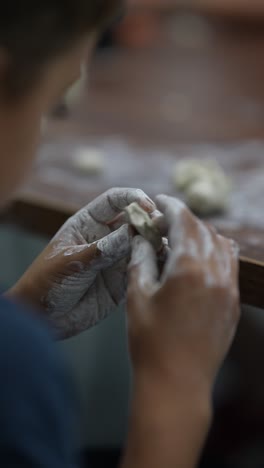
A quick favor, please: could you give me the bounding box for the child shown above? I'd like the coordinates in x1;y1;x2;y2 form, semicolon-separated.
0;2;239;467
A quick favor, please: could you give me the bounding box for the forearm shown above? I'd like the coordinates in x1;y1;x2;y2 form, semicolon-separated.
121;372;212;468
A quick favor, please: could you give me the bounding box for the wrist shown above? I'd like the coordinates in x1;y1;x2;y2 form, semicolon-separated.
133;367;212;423
123;370;212;468
6;277;43;312
133;354;213;399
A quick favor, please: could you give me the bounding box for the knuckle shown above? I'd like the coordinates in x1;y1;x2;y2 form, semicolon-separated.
229;239;240;257
205;222;217;235
135;188;146;198
171;261;204;283
164;196;185;212
104;187;116;197
181;208;202;234
218;235;239;256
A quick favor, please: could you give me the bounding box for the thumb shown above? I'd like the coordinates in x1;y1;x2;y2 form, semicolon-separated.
55;224;133;274
128;236;159;295
74;224;133;272
95;223;133;268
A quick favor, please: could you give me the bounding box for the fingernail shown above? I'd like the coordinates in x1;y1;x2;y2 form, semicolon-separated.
138;198;156;213
146;195;155;204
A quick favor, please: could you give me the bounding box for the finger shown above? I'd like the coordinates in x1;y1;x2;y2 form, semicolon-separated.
216;236;240;285
156;194;186;220
128;236;159;294
157;237;170;263
87;188;155;224
229;240;240;309
149;209;169;237
204;221;218;235
149;209;163;221
229;238;240;260
102;258;129;305
44;227;134;321
95;224;134;268
63;224;134;271
152;214;168;237
157;239;170;278
156;194;200;250
229;239;240;288
197;230;238;288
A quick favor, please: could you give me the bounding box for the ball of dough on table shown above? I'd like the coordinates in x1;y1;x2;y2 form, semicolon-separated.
185;179;229;216
173;159;224;191
173;158;231;216
72;147;105;175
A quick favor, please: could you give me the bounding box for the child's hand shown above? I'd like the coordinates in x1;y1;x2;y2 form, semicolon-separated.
9;188;155;338
127;195;240;392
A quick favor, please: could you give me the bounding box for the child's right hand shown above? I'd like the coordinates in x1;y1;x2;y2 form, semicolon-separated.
127;195;240;392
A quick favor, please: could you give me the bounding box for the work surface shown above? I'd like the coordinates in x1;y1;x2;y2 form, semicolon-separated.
6;15;264;307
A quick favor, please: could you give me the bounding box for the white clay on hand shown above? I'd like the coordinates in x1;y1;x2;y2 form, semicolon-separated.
43;188;156;337
173;159;231;216
125;202;163;251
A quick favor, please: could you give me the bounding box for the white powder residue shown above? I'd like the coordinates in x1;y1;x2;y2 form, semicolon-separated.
40;187;155;337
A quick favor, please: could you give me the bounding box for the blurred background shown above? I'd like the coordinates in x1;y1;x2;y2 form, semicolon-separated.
1;1;264;467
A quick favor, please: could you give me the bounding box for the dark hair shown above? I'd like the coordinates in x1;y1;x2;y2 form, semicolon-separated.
0;1;123;97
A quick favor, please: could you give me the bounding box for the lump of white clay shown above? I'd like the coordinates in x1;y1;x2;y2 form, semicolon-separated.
125;202;163;251
185;179;229;215
173;159;222;191
72;148;104;175
173;159;231;216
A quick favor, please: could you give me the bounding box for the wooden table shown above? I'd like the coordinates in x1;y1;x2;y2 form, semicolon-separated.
5;14;264;308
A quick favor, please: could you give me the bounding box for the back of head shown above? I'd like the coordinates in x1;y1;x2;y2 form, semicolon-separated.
0;0;123;97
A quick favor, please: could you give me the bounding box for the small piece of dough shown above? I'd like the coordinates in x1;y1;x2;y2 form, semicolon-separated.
72;148;104;175
125;202;162;251
173;159;231;216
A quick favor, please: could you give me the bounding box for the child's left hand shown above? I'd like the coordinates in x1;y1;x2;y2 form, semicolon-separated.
8;188;155;338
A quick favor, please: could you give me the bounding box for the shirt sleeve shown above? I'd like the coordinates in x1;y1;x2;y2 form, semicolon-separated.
0;297;79;468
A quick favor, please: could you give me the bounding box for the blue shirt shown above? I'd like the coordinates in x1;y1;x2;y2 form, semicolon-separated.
0;295;79;467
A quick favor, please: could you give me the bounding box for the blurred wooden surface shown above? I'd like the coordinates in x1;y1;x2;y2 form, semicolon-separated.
5;14;264;307
127;0;264;19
